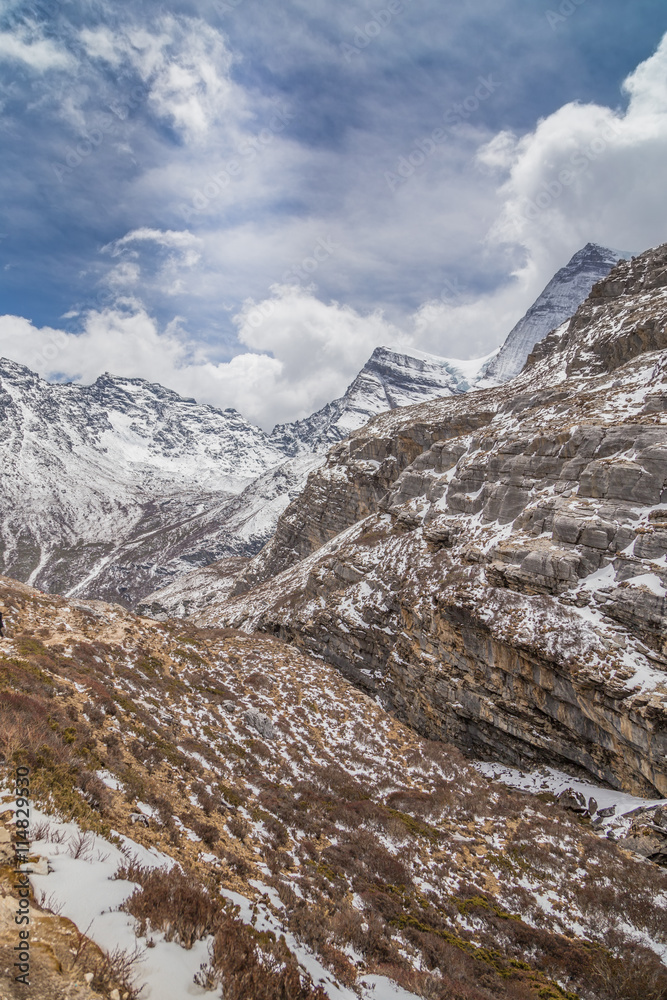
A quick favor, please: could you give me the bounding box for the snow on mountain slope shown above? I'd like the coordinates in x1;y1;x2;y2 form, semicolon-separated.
0;359;286;601
0;245;635;608
0;345;494;607
481;243;632;384
271;346;493;454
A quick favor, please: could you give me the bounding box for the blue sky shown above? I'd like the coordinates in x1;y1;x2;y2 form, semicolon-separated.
1;0;667;426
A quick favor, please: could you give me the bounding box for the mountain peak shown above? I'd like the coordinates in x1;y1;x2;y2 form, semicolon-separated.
482;242;633;384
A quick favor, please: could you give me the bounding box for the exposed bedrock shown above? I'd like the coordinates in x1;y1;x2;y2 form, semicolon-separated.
198;244;667;796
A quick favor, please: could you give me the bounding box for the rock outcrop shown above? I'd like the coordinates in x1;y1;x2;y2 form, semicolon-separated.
194;243;667;797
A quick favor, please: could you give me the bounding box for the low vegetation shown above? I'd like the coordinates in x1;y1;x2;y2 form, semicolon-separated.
1;577;666;1000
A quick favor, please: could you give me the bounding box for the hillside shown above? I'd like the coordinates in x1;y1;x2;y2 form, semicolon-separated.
1;575;666;1000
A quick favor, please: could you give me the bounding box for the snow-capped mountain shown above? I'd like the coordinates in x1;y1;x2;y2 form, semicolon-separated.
481;243;632;384
0;346;487;606
270;346;491;455
0;243;631;607
0;359;288;601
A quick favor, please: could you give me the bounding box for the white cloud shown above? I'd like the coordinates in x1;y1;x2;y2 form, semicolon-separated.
0;24;74;72
0;290;402;430
403;32;667;362
478;33;667;267
101;228;203;297
79;16;242;141
232;284;404;422
103;228;202;262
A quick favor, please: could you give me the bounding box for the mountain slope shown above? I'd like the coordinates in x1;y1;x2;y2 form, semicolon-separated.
0;361;287;601
2;574;666;1000
271;346;492;454
481;242;631;384
190;242;667;797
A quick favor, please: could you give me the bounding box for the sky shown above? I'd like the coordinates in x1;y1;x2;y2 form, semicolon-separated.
1;0;667;428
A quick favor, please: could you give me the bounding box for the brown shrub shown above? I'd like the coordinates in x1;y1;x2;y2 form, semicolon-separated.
122;865;219;949
78;770;112;813
210;915;326;1000
227;814;250;842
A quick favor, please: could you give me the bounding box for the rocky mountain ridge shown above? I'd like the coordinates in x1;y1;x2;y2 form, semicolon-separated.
188;243;667;798
270;346;490;455
481;243;631;384
0;243;628;609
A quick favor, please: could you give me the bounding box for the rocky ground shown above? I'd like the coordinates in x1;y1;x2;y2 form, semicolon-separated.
0;576;666;1000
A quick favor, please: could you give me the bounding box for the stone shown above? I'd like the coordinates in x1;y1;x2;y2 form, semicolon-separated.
558;789;588;814
597;804;616;819
243;708;276;740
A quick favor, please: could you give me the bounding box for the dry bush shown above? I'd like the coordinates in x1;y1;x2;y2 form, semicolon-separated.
227;814;251;842
321;829;412;888
210;915;327;1000
83;700;105;724
245;670;272;690
385;789;435;819
91;945;145;1000
586;934;667;1000
122;865;219;948
192;818;219;847
78;770;113;813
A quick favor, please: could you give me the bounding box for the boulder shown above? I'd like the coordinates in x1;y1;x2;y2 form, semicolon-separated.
243;708;276;740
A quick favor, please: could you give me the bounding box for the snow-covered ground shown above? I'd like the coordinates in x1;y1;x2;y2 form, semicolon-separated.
472;762;663;828
2;793;420;1000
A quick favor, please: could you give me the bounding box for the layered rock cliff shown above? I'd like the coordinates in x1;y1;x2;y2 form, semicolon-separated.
194;244;667;798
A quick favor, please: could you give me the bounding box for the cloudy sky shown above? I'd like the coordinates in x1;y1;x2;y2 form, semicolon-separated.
1;0;667;427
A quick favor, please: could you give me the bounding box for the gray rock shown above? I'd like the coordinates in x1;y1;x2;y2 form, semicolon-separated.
596;804;616;819
243;708;276;740
558;788;588;813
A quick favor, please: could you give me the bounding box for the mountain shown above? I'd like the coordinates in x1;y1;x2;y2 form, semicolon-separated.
187;242;667;798
481;242;632;384
270;345;493;454
0;244;638;609
2;574;666;1000
0;360;288;602
0;347;490;608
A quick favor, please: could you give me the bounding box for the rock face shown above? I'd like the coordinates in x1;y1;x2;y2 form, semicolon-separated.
269;345;488;454
481;243;631;384
0;347;487;609
194;243;667;797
